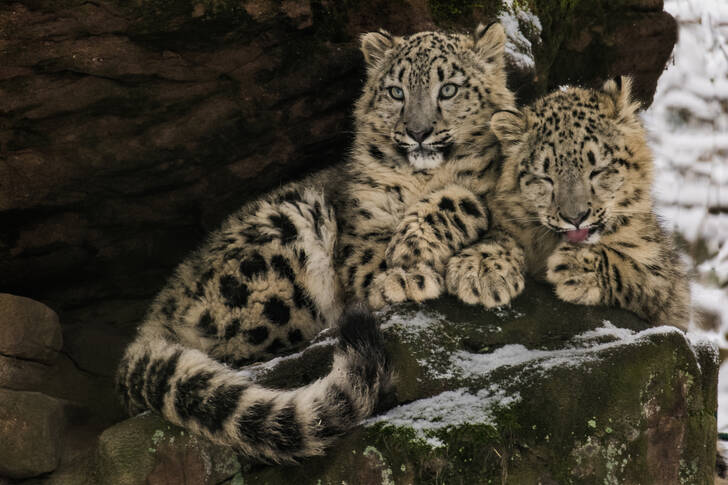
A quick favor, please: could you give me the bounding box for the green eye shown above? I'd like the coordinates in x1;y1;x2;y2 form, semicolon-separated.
388;86;404;100
439;83;458;99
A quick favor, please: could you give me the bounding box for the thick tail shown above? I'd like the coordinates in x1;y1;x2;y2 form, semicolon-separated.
116;306;392;462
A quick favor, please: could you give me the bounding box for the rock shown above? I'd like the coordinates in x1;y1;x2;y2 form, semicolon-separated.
0;353;50;391
95;413;241;485
239;286;716;484
89;283;717;484
0;294;62;363
0;389;68;479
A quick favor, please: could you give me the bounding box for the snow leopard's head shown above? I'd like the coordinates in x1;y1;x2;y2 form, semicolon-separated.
354;23;515;170
492;77;651;244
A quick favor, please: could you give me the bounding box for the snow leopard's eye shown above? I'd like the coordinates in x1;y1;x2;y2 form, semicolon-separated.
388;86;404;101
439;83;458;100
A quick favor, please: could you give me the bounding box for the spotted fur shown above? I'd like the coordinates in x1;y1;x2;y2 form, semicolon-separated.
117;23;515;462
448;78;690;329
340;23;515;308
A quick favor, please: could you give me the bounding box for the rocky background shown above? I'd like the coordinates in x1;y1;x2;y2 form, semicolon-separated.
0;0;684;482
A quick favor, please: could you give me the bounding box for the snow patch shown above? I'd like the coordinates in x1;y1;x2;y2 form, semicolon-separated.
449;324;685;380
367;385;520;446
379;309;443;334
498;0;542;71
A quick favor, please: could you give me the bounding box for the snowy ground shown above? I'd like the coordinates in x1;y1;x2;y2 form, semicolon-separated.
641;0;728;433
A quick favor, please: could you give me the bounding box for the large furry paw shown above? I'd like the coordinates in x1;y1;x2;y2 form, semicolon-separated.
385;218;452;272
446;243;525;308
546;244;604;305
367;264;444;309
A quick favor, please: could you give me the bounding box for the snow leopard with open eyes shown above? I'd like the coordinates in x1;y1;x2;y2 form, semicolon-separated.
117;22;515;463
447;77;690;329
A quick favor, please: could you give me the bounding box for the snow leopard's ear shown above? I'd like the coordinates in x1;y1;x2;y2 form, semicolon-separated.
490;108;529;149
602;75;641;122
473;22;506;68
360;30;394;69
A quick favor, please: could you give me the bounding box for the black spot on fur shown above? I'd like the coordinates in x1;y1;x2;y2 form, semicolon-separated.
269;213;298;244
263;297;290;326
127;353;150;407
219;275;250;308
265;338;286;354
144;351;182;412
195;269;215;297
288;328;303;345
415;274;425;289
199;384;247;432
174;371;213;421
245;326;269;346
271;255;295;282
161;297;177;319
368;145;385;160
612;265;623;293
224;318;241;339
238;400;274;443
459;199;481;217
363;272;374;288
452;215;467;236
361;249;374;265
438;197;455;211
297;249;308;266
240;252;267;279
197;311;217;337
271;404;304;452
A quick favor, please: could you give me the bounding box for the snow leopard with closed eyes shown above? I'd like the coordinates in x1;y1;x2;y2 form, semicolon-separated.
447;78;690;329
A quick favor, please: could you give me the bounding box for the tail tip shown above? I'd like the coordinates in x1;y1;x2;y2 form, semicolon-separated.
338;303;382;352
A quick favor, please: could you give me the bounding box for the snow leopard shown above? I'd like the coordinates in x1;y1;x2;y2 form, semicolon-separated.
446;77;690;329
116;22;516;462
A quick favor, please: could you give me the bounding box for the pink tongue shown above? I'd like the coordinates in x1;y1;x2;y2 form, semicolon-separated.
566;228;589;243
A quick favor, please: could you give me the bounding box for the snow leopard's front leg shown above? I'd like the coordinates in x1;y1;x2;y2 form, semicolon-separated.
364;186;489;308
385;185;489;273
546;236;690;328
339;232;444;309
446;229;526;308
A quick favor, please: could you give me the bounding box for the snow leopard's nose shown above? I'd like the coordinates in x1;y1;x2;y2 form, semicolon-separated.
406;127;433;143
560;209;591;228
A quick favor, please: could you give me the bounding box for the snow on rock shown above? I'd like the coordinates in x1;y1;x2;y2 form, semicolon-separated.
498;0;542;71
367;386;520;448
449;324;686;379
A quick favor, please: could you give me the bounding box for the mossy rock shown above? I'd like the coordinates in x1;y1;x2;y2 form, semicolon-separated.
238;282;717;484
75;283;716;484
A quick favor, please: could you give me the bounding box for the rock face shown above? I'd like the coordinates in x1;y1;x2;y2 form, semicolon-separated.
0;390;68;479
0;294;62;363
48;284;717;484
